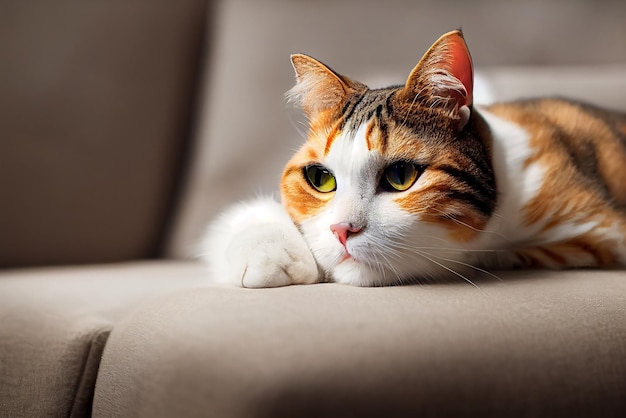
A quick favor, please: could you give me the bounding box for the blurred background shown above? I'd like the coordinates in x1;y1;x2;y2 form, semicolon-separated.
1;0;625;266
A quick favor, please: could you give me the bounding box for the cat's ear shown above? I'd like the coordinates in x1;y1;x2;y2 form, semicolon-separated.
399;30;474;127
288;54;366;119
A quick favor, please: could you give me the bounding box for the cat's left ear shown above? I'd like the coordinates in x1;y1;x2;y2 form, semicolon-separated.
399;30;474;128
288;54;366;120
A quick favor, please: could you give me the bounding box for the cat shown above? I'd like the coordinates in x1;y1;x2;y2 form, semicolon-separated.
201;29;626;288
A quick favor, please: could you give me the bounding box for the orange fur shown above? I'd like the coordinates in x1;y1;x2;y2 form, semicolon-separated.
489;100;626;267
281;137;335;223
323;120;342;156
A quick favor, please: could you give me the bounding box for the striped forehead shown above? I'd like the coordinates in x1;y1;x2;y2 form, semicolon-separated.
321;87;396;158
342;87;397;132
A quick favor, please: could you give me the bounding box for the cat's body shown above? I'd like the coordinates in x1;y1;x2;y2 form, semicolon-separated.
202;31;626;288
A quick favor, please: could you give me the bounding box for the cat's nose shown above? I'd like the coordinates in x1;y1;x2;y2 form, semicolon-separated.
330;222;362;247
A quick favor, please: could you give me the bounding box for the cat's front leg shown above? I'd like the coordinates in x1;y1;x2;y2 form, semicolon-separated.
200;197;320;288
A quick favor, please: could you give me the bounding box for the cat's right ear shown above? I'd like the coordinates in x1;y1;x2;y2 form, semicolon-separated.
287;54;366;120
398;30;474;128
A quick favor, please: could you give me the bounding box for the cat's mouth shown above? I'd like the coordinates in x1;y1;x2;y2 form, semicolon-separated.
338;248;362;265
340;252;353;263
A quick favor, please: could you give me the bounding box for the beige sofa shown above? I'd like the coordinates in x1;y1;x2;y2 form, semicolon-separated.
2;1;626;417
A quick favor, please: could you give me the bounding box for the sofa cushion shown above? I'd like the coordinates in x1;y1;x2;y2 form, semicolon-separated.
0;261;208;417
0;0;208;267
93;270;626;417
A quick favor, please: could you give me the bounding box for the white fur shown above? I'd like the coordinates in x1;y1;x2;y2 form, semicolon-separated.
199;197;319;288
472;108;541;248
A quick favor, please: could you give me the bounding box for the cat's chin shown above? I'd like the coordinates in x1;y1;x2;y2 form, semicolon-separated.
329;259;398;287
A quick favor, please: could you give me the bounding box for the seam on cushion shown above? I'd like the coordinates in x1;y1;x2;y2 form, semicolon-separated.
69;327;112;418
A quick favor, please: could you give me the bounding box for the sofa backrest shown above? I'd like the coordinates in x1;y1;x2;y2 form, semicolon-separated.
0;0;209;267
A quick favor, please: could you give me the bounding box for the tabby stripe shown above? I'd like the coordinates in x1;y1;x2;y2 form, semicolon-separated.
345;88;396;133
385;92;395;117
342;92;367;124
420;184;494;216
377;117;389;155
539;247;567;266
435;165;496;199
446;190;495;216
379;122;389;154
571;239;615;265
375;104;384;119
324;122;342;156
574;101;626;145
356;95;380;126
456;144;494;185
552;124;614;203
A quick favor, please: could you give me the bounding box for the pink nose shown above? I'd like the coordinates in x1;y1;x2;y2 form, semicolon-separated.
330;222;362;247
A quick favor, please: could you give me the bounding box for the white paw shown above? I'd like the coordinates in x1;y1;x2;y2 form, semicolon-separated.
224;223;319;288
200;197;320;288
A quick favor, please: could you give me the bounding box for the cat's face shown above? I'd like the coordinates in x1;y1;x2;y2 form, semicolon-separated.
281;30;497;286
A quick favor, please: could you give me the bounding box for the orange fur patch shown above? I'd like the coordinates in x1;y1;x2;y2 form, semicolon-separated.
281;165;332;224
364;119;390;154
489;99;626;267
324;122;342;156
489;101;623;225
396;177;488;243
515;235;617;268
281;130;335;223
365;122;374;151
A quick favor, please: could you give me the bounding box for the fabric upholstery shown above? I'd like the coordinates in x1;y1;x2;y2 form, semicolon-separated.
0;261;208;417
0;0;208;267
93;269;626;417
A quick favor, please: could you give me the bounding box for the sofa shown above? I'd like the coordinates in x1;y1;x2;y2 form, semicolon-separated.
2;1;626;417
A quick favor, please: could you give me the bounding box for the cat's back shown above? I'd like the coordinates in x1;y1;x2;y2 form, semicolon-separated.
473;98;626;268
486;98;626;213
486;98;626;141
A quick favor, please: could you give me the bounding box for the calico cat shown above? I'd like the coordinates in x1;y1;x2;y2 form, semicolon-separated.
201;30;626;288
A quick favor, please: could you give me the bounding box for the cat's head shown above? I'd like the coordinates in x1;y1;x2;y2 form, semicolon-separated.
281;30;496;286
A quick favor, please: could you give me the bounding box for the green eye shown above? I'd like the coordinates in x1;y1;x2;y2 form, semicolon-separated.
382;162;419;192
304;165;336;193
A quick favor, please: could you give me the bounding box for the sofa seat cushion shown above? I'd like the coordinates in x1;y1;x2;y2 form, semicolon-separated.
0;261;208;418
93;270;626;417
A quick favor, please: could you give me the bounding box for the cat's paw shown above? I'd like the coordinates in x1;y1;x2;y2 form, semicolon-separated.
200;197;320;288
225;224;319;288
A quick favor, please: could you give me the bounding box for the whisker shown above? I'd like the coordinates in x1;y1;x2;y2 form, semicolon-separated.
371;227;485;289
413;247;506;253
367;241;404;285
386;234;507;255
413;249;485;292
431;208;513;244
420;251;503;282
